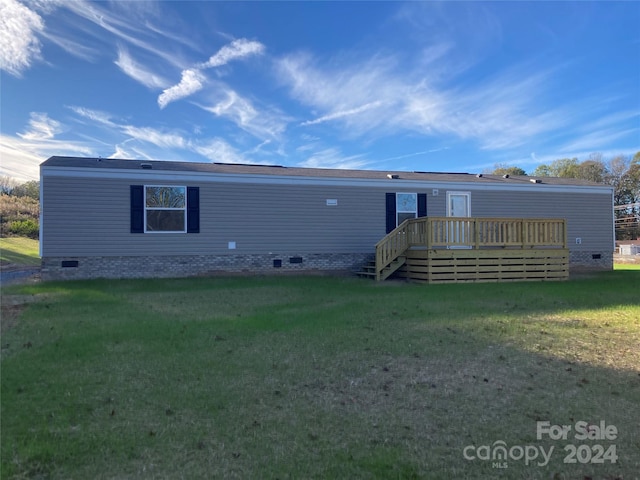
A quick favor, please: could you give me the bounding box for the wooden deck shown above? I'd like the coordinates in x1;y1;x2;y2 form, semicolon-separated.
370;217;568;283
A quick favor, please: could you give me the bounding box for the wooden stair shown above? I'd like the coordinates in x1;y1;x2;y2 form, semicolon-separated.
356;260;377;279
356;256;406;281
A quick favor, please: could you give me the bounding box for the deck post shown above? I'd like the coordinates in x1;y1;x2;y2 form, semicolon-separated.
474;218;480;249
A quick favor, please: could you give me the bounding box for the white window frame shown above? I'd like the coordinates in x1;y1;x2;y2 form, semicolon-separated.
396;192;418;227
144;185;187;233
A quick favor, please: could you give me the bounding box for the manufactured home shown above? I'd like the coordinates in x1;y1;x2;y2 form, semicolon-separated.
40;156;614;282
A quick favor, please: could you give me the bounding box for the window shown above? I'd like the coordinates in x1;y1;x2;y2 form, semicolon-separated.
145;186;186;232
396;193;417;225
385;192;427;233
131;185;199;234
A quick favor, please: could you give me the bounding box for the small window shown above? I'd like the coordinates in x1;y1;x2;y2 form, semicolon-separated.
145;186;186;232
396;193;417;225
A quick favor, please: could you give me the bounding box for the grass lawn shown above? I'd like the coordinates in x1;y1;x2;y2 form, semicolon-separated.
614;263;640;271
1;273;639;479
0;237;40;267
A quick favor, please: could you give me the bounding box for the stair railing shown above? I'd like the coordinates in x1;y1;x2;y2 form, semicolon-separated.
375;217;431;280
375;219;410;280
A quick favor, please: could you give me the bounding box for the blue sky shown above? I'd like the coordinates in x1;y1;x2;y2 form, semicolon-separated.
1;1;639;181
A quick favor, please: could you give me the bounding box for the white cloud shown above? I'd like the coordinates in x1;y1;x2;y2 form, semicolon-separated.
157;38;266;109
121;125;187;149
68;106;116;127
108;143;134;159
554;109;640;154
0;131;93;181
207;89;257;124
0;137;43;181
379;148;449;163
0;0;44;76
40;30;98;61
158;68;205;109
298;147;370;170
200;38;265;68
198;88;288;140
193;138;246;164
278;52;570;151
115;46;169;89
244;139;272;155
62;1;174;63
66;104;257;164
18;112;62;140
301;101;384;126
278;53;407;136
558;128;639;155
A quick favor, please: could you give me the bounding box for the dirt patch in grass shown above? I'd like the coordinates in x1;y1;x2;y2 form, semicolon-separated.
126;286;300;321
0;293;52;334
0;296;28;334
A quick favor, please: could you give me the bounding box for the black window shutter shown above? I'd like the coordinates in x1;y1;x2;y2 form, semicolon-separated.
418;193;427;217
385;193;396;233
130;185;144;233
187;187;200;233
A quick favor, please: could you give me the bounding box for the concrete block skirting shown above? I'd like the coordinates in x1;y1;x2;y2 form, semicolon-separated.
568;250;613;270
41;252;375;281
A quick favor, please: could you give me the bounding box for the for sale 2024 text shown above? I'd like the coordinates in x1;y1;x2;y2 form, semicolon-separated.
537;420;618;465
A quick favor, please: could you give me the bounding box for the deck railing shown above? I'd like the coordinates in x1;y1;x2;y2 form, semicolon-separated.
375;217;567;279
426;217;567;249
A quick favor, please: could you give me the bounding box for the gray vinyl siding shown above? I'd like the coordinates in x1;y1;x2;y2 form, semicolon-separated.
41;174;613;257
429;188;613;252
42;176;389;257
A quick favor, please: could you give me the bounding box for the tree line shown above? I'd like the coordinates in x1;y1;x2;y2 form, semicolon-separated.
488;152;640;240
0;177;40;239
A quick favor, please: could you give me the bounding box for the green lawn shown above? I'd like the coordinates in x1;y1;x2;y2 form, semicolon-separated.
0;237;40;267
614;262;640;270
1;273;639;479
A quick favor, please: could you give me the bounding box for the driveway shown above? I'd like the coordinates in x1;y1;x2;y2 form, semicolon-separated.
0;266;41;286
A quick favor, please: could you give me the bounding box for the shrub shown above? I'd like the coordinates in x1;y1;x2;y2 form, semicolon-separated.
1;194;39;238
7;219;39;239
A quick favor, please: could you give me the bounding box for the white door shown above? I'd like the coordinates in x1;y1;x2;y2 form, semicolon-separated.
446;192;471;247
447;192;470;217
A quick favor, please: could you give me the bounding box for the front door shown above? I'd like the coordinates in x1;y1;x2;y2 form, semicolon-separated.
446;192;471;247
447;192;470;217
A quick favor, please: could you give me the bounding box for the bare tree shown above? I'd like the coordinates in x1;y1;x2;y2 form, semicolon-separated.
0;176;18;195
